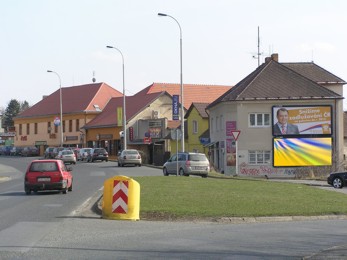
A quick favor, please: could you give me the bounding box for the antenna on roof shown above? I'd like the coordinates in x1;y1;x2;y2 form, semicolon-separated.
252;26;263;67
92;71;96;83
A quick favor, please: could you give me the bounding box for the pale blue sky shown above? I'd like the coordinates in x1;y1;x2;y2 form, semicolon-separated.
1;0;347;108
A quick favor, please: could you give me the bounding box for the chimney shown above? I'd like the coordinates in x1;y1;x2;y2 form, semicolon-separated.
265;53;279;63
271;53;278;62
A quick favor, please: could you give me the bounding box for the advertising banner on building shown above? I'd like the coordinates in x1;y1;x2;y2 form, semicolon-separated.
272;105;332;136
172;95;179;120
117;107;123;126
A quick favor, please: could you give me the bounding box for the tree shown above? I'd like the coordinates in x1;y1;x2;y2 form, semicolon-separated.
3;99;21;132
2;99;31;132
20;101;30;112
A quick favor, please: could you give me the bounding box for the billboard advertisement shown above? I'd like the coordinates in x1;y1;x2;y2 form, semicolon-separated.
272;106;332;136
273;137;332;167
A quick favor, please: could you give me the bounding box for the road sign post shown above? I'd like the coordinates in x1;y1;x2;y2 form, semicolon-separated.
231;131;241;175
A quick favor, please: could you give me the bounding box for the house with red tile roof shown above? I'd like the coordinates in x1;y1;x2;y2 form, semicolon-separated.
136;83;231;110
12;80;231;162
83;83;231;165
13;82;123;153
83;91;174;163
206;54;346;177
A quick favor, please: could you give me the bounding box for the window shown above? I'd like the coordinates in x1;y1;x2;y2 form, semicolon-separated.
192;120;198;134
63;120;65;133
34;123;38;135
47;122;51;134
220;115;224;130
216;116;219;131
69;120;72;132
248;150;271;164
54;125;58;133
19;124;22;135
249;113;270;127
26;123;30;135
76;119;79;132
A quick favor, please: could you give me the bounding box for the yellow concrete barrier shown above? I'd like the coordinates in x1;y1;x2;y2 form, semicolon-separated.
102;175;140;221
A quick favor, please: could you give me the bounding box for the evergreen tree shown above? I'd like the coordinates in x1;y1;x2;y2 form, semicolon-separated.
3;99;21;132
20;101;30;112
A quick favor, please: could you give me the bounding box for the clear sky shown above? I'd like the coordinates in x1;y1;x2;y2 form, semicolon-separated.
1;0;347;109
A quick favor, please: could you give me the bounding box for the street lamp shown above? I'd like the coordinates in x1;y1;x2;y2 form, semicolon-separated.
106;45;127;150
47;70;63;147
158;12;185;152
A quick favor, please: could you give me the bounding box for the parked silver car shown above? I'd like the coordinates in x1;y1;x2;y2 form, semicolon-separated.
79;148;92;161
55;150;76;164
118;149;142;167
163;152;210;178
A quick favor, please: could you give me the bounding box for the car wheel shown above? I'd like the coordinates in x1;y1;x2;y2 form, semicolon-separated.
105;159;108;162
62;188;68;194
179;168;185;176
138;164;141;167
68;183;72;192
163;168;169;176
25;187;31;195
333;177;344;189
201;174;208;178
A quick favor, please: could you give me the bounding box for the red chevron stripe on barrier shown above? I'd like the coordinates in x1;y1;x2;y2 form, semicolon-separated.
112;180;129;213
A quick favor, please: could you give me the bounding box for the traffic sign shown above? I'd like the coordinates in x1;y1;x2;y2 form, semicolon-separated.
231;130;240;141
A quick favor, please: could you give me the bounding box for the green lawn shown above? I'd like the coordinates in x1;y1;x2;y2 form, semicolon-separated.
133;176;347;219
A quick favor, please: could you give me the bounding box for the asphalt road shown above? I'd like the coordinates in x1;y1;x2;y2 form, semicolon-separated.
0;156;347;259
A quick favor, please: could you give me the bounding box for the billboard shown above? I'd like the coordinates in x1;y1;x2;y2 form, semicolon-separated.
272;106;332;136
273;137;332;167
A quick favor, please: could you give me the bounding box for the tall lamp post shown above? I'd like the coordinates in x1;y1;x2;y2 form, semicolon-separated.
106;45;127;150
158;13;185;152
47;70;64;146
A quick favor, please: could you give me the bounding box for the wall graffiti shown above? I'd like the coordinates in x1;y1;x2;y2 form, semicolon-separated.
238;162;295;176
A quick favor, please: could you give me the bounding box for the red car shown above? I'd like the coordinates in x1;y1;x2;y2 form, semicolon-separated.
24;159;73;195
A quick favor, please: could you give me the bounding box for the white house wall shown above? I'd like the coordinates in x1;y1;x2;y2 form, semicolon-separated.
209;98;344;178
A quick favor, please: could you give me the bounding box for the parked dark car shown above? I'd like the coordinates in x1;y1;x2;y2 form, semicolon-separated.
44;147;55;159
327;171;347;188
21;146;39;157
0;146;12;156
87;148;109;162
10;146;23;156
24;159;73;194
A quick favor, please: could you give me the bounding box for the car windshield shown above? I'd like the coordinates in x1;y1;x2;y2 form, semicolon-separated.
62;151;73;155
188;154;208;161
30;162;58;172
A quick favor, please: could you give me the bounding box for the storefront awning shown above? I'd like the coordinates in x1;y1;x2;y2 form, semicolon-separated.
203;141;217;147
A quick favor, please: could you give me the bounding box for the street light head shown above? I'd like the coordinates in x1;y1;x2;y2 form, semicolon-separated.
47;70;53;73
158;13;167;17
106;45;114;49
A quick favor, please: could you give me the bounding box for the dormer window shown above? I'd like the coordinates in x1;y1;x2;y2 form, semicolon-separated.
93;104;101;111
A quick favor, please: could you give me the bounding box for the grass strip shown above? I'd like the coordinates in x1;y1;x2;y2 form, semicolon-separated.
133;176;347;219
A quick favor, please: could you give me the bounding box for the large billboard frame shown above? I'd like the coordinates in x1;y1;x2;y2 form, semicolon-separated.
272;105;333;137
